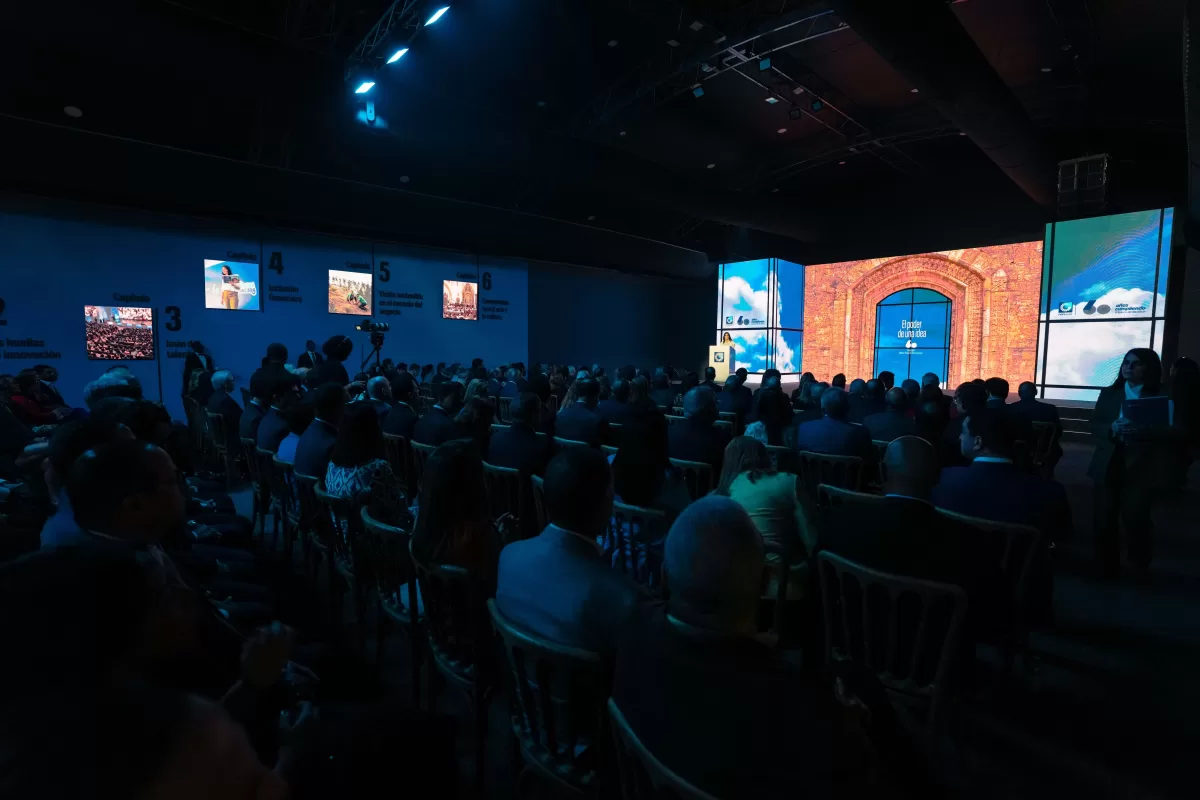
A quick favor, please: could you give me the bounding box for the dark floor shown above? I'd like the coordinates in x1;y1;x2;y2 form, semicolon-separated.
236;443;1200;798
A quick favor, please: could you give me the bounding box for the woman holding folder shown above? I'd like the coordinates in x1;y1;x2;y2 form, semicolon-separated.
1089;348;1172;580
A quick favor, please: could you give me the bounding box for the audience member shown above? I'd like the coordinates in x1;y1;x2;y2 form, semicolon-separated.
791;381;826;424
700;366;722;393
900;378;921;408
325;403;401;519
454;396;495;451
649;373;676;410
496;447;645;654
831;373;847;390
275;402;315;465
305;336;353;388
714;437;814;567
717;375;753;417
554;378;608;446
667;386;730;471
83;371;143;409
412;381;464;446
39;418;135;548
383;372;420;439
596;378;632;425
793;387;874;461
363;376;393;422
743;387;792;447
863;387;915;442
486;393;553;476
612;496;882;798
877;370;895;390
255;378;297;453
293;383;346;478
239;371;272;442
984;377;1010;407
7;370;68;426
297;338;324;369
410;439;498;577
1010;381;1063;473
498;368;522;401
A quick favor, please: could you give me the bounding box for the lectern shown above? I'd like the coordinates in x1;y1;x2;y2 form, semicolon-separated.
708;345;735;382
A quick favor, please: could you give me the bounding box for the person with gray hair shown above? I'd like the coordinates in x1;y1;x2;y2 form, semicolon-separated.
862;386;915;443
793;386;874;461
204;369;243;448
668;386;730;472
361;375;393;422
499;367;522;402
611;495;881;797
83;372;143;410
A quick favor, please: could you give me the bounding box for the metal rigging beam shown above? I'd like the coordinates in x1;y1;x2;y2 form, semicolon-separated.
343;0;424;80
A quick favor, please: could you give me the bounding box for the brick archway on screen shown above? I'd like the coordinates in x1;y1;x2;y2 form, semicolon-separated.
844;254;987;388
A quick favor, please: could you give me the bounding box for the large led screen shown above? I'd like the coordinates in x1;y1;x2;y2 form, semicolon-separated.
716;258;800;374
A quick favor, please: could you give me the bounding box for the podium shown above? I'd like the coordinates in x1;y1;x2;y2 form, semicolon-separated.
708;345;735;382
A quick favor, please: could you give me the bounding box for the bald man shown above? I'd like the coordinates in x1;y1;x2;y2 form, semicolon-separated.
862;387;915;443
612;497;878;797
363;375;393;422
793;387;874;461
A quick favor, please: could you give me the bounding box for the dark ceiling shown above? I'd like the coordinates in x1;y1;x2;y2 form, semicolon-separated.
0;0;1187;273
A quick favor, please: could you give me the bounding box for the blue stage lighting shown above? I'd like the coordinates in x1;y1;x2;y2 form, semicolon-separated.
387;48;409;64
692;85;705;98
355;81;375;94
426;6;449;25
759;57;771;71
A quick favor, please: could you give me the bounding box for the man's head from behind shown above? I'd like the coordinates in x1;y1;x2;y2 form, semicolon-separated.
312;382;348;423
512;392;541;427
921;372;940;388
574;378;600;408
960;407;1012;461
878;371;895;390
210;370;234;393
901;378;920;403
45;417;134;496
832;373;847;389
885;386;907;411
366;375;391;402
984;377;1010;401
865;378;884;398
683;386;717;424
266;342;288;365
1017;381;1037;401
611;379;630;403
883;436;940;501
437;379;465;412
67;440;185;542
543;447;612;537
848;378;866;396
704;366;716;383
663;496;763;635
83;373;144;410
821;386;850;420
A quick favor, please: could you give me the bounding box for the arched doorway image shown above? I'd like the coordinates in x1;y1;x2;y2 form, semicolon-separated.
873;288;951;385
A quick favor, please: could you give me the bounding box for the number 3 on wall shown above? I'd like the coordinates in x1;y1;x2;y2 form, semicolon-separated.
165;306;182;331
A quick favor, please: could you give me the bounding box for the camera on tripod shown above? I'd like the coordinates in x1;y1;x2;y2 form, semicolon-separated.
355;320;390;372
354;320;390;333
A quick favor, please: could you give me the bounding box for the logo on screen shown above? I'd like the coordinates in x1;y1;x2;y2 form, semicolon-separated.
905;339;917;350
725;316;734;324
1058;302;1074;314
736;316;744;325
1097;304;1111;315
714;352;725;363
1082;300;1096;315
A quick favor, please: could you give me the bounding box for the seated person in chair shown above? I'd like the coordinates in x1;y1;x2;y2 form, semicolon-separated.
487;393;553;476
793;387;874;461
667;386;730;472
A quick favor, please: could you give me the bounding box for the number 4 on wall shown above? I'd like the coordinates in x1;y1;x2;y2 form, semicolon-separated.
268;252;284;275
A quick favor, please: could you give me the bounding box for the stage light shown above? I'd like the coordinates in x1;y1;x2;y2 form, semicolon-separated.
425;6;449;25
355;81;375;94
759;57;771;71
387;48;409;64
706;163;716;169
910;88;919;93
765;96;778;104
788;108;801;120
63;106;82;118
777;128;787;134
810;99;823;112
692;85;705;98
1040;66;1052;73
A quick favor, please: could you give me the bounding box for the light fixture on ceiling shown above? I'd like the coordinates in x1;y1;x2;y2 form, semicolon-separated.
792;86;805;95
765;96;778;104
587;215;597;221
706;163;716;169
759;57;771;71
689;20;704;32
536;100;546;107
354;81;375;94
777;128;787;134
619;130;627;136
788;108;802;120
608;40;618;48
958;132;967;136
400;176;410;183
63;106;82;118
667;39;680;47
810;99;823;112
692;85;705;98
387;48;409;64
713;35;726;44
910;88;919;93
771;188;779;193
1040;66;1052;73
838;160;846;165
700;63;714;73
425;6;450;25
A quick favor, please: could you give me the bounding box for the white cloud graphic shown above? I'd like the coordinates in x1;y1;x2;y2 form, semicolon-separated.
1043;320;1156;386
721;275;769;326
772;330;798;372
1042;286;1165;321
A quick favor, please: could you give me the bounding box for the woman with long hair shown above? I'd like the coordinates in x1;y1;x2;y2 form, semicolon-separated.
1089;347;1169;579
720;331;733;345
627;375;657;412
219;264;240;310
325;402;403;521
454;396;495;451
743;388;792;446
410;439;498;576
714;437;815;562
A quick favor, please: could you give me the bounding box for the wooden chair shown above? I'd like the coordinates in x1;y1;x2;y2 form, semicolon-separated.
254;448;283;548
718;411;740;436
872;439;891;484
817;551;967;731
713;420;734;436
764;445;798;474
482;462;528;543
670;406;685;417
603;422;623;447
1029;421;1059;477
669;458;714;501
488;600;607;796
663;414;684;428
794;451;864;498
410;441;437;493
240;438;269;536
291;472;322;585
489;422;510;434
609;501;669;587
608;698;719;800
816;483;888;514
554;436;590;451
382;432;413;495
497;396;513;424
204;410;235;488
546;394;560;415
360;507;423;707
313;482;369;650
938;509;1042;670
410;542;495;785
529;474;550;534
265;456;298;560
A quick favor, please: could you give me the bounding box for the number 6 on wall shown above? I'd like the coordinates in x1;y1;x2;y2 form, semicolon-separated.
481;272;492;290
165;306;182;331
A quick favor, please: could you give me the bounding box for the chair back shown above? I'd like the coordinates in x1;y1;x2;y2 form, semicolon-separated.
795;451;864;496
547;394;560;414
603;422;623;447
816;483;888;514
382;433;413;494
609;501;669;585
816;551;967;727
361;507;418;619
937;509;1041;615
497;396;513;424
313;481;366;577
482;462;527;541
553;437;590;451
239;387;252;407
663;415;684;427
764;445;798;474
410;541;493;690
203;410;226;452
1029;421;1059;472
669;406;685;417
608;698;719;800
717;411;739;434
240;438;264;486
488;600;606;790
529;474;549;533
871;440;890;483
489;423;510;434
410;441;437;492
668;458;713;501
713;420;734;436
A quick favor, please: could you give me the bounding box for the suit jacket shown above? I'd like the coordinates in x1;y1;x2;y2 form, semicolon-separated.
717;386;752;416
293;419;339;478
498;381;522;402
650;388;677;410
182;351;213;396
700;379;722;394
595;398;632;426
1087;384;1174;486
305;360;350;389
847;394;883;424
205;390;243;448
238;402;267;442
412;406;457;446
515;376;531;392
554;403;608;446
862;409;914;443
496;525;645;654
793;416;874;460
296;350;324;370
360;399;392;423
667;418;730;471
1010;398;1064;460
382;401;418;439
487;422;554;476
933;460;1072;541
255;408;290;452
486;378;502;398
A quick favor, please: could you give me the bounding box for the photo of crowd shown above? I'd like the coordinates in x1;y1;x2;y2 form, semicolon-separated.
83;305;155;360
442;279;478;320
328;270;372;316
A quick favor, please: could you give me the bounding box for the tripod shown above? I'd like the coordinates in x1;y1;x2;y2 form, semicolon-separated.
360;331;385;375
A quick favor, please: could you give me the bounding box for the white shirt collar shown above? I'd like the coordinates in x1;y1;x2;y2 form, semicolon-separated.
973;456;1013;464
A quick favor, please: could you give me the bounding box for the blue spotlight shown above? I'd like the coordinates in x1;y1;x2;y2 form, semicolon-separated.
355;81;375;94
426;6;449;25
387;48;409;64
692;85;705;98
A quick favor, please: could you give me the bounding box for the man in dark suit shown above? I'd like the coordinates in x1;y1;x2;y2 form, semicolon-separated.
33;365;67;408
717;375;752;417
845;378;869;422
487;393;554;476
181;341;214;397
498;368;522;402
984;376;1033;449
699;366;722;393
296;339;323;370
255;379;296;453
238;371;271;442
850;378;886;423
205;370;243;451
554;378;608;446
429;362;449;386
486;368;504;398
596;378;633;426
863;387;915;443
612;496;879;798
293;382;347;478
383;372;419;439
497;447;646;655
649;373;676;410
793;387;874;461
1010;381;1063;474
412;381;463;446
513;362;531;392
668;386;730;472
361;376;393;423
